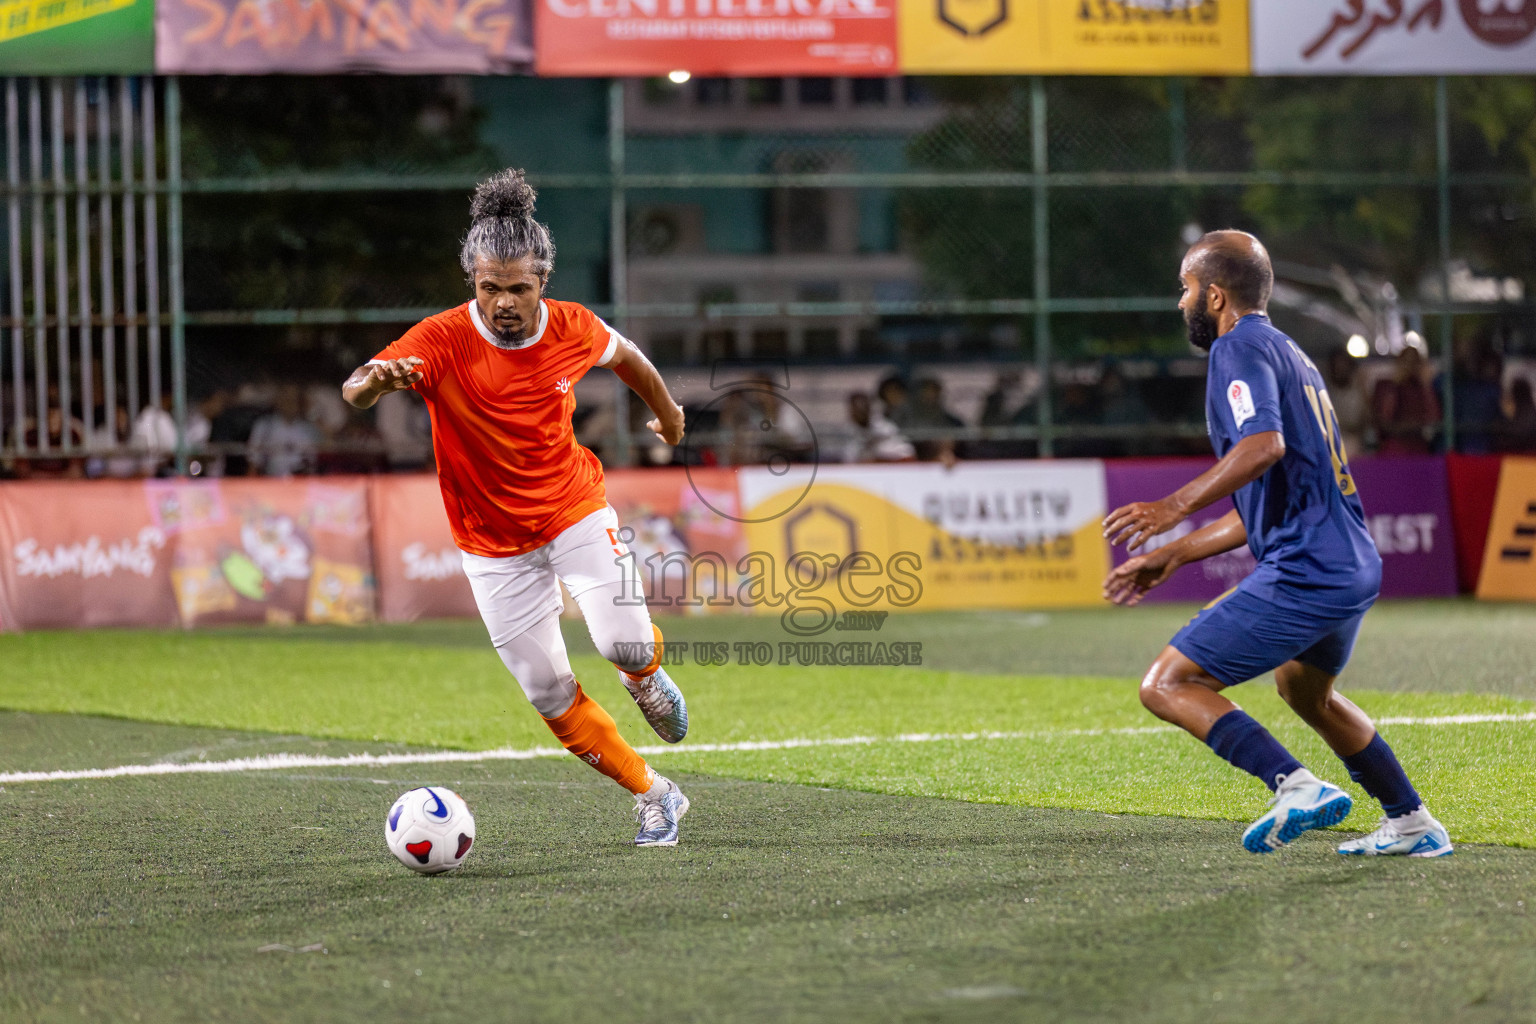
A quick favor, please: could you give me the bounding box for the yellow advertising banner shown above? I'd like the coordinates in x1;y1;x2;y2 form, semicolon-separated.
735;462;1109;630
899;0;1251;75
1476;458;1536;602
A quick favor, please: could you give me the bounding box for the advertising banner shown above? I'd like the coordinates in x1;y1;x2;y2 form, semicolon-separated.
151;478;376;627
1104;456;1459;602
369;475;478;623
156;0;533;73
0;0;153;74
735;461;1109;624
1252;0;1536;74
534;0;898;76
1476;457;1536;602
899;0;1249;75
0;480;177;630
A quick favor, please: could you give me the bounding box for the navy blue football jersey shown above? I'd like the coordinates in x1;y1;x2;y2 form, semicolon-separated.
1204;314;1381;596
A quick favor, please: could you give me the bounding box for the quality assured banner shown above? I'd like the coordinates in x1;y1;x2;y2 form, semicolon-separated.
156;0;533;73
535;0;898;76
899;0;1249;75
736;460;1110;623
0;0;153;73
1252;0;1536;74
1103;456;1459;603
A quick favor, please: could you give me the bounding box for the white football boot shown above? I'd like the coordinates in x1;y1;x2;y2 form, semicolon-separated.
1337;807;1454;858
1241;769;1353;854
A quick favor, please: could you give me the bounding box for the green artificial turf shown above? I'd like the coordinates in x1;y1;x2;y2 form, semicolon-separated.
2;713;1534;1024
3;602;1534;845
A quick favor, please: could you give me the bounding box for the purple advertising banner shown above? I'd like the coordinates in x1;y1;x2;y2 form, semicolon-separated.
1104;456;1458;602
156;0;533;73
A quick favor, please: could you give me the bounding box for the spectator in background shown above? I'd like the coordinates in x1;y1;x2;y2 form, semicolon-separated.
841;391;915;463
131;394;177;476
211;384;267;476
1053;379;1099;459
10;385;87;479
1501;378;1536;453
1451;351;1506;455
1324;348;1369;456
877;375;913;431
248;384;321;477
1372;345;1440;454
372;385;433;472
909;377;964;464
85;399;139;479
973;369;1033;459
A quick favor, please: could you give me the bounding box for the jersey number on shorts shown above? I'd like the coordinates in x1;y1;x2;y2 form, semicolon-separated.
1301;384;1357;496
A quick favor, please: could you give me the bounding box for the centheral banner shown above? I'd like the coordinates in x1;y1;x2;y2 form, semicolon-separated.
734;461;1109;623
0;0;153;74
156;0;533;73
535;0;898;76
899;0;1249;75
1477;457;1536;602
1104;456;1459;603
1252;0;1536;74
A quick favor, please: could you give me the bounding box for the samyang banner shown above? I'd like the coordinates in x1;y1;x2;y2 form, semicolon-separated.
899;0;1250;75
0;0;154;73
535;0;898;76
156;0;533;73
1252;0;1536;74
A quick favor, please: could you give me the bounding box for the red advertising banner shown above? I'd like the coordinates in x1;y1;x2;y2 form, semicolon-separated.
369;475;479;623
0;480;177;630
156;0;533;73
0;478;374;630
534;0;897;76
153;478;375;627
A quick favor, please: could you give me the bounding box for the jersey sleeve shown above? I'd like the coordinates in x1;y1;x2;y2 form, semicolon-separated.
370;318;446;392
1210;339;1283;439
590;317;623;369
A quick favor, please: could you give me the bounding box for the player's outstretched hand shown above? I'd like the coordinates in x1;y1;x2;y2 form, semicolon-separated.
367;357;424;394
1102;548;1179;607
1102;498;1185;551
647;403;686;446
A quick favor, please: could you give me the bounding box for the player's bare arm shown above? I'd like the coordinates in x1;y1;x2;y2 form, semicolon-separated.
1102;430;1284;550
342;357;424;410
602;336;685;445
1103;509;1247;607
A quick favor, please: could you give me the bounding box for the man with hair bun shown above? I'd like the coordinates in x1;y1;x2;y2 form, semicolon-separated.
1101;230;1451;858
342;168;692;847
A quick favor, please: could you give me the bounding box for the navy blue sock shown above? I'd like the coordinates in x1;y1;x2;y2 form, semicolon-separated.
1205;710;1304;792
1340;733;1421;817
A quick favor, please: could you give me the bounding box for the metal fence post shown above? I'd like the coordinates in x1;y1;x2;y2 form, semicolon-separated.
608;77;633;467
1031;77;1053;458
168;77;188;475
1169;77;1187;174
1435;76;1454;453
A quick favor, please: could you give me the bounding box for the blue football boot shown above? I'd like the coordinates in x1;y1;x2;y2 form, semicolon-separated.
634;776;690;847
1242;770;1354;854
622;665;689;744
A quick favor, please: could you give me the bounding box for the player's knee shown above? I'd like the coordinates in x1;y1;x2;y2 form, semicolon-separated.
599;634;653;674
1138;661;1197;718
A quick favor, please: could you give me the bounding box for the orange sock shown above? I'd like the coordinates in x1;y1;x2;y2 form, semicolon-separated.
542;683;655;794
622;624;666;681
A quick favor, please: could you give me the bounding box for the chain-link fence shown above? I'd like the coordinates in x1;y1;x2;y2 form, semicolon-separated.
2;74;1534;478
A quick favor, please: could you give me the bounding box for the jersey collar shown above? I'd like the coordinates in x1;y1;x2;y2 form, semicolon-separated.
467;298;548;350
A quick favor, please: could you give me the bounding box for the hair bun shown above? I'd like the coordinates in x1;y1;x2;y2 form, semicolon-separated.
470;168;536;221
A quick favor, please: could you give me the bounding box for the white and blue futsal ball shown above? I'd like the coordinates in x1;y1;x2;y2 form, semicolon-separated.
385;787;476;875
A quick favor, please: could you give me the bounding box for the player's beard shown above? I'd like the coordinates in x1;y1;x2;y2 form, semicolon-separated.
1185;290;1219;352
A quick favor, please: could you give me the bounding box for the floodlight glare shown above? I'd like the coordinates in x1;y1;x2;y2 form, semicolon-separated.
1346;334;1369;358
668;70;691;84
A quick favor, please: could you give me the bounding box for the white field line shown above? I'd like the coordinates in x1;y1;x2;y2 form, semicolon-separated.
1;712;1533;786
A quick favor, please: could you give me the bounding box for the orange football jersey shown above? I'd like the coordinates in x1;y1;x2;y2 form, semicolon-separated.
371;298;620;558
